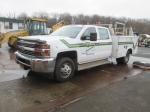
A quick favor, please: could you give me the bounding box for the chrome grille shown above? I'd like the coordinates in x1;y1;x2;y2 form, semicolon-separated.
17;38;46;57
18;41;35;48
18;49;35;56
17;40;36;57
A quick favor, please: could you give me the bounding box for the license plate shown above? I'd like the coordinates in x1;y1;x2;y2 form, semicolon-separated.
20;64;24;69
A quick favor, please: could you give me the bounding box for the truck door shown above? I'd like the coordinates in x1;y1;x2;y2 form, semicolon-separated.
79;27;99;64
97;27;112;59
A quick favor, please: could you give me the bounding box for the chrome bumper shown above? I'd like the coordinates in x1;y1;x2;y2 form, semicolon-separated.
15;51;56;73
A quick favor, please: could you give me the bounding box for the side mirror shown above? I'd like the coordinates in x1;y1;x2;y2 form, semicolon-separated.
90;33;97;41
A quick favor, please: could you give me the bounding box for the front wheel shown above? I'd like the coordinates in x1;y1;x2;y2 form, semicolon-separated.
54;57;75;82
116;51;130;64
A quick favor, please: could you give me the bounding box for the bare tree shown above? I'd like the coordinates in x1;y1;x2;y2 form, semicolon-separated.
4;12;17;19
2;11;150;34
18;12;28;20
58;13;72;24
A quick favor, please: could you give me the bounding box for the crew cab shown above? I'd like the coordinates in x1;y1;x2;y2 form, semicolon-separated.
15;24;138;82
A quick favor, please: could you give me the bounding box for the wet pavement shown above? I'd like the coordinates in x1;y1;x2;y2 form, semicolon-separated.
0;42;24;82
132;46;150;58
54;70;150;112
0;42;150;112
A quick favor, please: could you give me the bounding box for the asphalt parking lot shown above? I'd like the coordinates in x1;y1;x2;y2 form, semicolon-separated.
54;70;150;112
133;46;150;58
53;47;150;112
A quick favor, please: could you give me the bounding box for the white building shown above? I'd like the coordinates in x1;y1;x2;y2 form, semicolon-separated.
0;17;24;33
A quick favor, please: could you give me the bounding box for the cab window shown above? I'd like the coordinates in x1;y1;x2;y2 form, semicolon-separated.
81;27;96;40
98;28;109;40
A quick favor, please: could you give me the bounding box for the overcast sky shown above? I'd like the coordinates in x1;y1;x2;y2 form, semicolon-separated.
0;0;150;19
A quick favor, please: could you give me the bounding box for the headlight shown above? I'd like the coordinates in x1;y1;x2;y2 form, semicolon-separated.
35;50;50;57
34;43;50;57
35;43;50;49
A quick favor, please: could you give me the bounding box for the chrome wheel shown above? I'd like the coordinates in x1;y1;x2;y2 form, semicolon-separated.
60;63;72;78
55;57;75;82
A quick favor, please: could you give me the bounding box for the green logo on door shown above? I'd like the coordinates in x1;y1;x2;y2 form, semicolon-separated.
86;42;91;47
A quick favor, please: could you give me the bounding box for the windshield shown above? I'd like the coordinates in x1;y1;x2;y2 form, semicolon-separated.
50;26;83;38
26;20;48;35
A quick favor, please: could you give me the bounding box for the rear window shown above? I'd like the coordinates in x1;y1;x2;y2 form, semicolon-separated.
98;28;109;40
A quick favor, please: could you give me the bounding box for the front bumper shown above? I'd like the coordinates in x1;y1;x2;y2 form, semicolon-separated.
15;51;56;73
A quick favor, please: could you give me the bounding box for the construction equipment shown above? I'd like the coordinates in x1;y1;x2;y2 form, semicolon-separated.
96;22;134;36
0;18;48;48
50;20;66;33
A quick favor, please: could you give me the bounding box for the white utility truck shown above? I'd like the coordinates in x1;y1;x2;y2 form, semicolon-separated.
15;22;138;82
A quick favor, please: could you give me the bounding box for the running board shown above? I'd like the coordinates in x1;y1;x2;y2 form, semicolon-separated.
78;59;110;71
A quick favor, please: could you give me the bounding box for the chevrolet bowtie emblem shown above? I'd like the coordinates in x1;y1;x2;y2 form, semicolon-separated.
19;46;25;51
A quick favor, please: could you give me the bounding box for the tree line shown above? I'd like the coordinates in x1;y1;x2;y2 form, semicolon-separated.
2;12;150;34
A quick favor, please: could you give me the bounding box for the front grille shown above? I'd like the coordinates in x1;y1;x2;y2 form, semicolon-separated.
18;42;35;48
17;39;36;57
18;49;35;56
17;38;46;57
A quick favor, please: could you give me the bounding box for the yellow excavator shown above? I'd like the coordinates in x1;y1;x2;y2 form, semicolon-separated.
0;19;66;48
0;18;48;48
50;20;66;33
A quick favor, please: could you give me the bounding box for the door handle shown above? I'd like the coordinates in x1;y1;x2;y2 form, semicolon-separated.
124;46;127;49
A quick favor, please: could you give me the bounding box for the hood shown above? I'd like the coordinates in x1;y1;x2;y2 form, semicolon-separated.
18;35;70;42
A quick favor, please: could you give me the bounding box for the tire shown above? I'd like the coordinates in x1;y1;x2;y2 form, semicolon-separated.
145;45;147;47
116;51;130;64
54;57;75;82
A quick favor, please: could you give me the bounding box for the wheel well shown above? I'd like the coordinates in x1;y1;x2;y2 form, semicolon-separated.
56;51;78;70
128;49;132;54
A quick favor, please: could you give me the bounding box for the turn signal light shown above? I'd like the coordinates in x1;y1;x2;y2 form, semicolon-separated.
43;51;50;56
43;44;50;49
34;43;50;57
35;50;50;57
